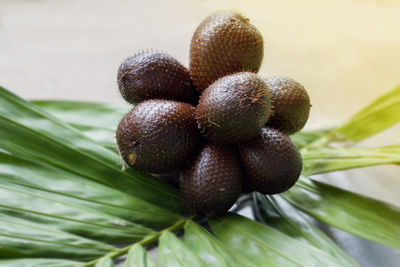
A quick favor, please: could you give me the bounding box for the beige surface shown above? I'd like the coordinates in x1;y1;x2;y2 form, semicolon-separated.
0;0;399;204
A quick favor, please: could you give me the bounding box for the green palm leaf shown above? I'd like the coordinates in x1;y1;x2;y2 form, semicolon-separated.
94;257;114;267
184;220;243;267
0;214;115;260
0;183;153;244
0;151;182;227
0;259;82;267
31;100;129;130
0;84;399;266
124;245;156;267
291;129;330;148
158;231;208;267
32;100;129;150
209;213;347;266
252;194;358;266
302;145;400;175
338;85;400;141
283;177;400;249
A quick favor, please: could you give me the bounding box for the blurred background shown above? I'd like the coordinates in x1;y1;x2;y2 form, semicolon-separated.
1;0;400;265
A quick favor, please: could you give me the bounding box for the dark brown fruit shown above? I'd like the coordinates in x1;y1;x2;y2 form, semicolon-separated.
116;99;200;174
152;169;181;188
240;181;254;194
180;143;243;217
117;51;197;104
190;11;264;92
238;127;302;194
265;76;311;134
196;72;271;144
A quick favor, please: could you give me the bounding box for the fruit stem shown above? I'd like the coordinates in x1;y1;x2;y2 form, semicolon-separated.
80;215;198;267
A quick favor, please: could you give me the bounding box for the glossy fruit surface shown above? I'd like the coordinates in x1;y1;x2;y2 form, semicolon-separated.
265;76;311;134
180;143;243;217
190;11;264;92
117;51;196;104
239;127;302;194
116;99;200;174
196;72;271;144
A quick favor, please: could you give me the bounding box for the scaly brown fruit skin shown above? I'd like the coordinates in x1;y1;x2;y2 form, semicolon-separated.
152;169;181;188
117;51;197;104
116;99;200;174
240;181;254;194
238;127;302;195
180;143;243;217
196;72;271;144
265;76;311;134
190;11;264;92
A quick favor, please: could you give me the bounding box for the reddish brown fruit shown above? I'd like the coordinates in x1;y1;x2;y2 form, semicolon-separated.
196;72;271;144
238;127;302;195
265;76;311;134
180;143;243;217
117;51;197;104
116;99;200;174
190;11;264;92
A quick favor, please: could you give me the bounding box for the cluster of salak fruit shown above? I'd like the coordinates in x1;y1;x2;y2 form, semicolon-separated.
116;11;311;217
